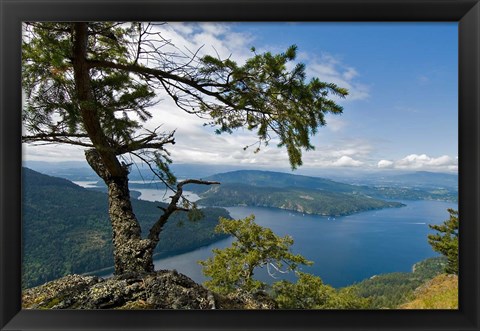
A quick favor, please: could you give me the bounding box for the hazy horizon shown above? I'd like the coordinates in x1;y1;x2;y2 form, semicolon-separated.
23;159;459;179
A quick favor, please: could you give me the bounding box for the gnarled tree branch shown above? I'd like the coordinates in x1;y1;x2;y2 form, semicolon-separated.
22;133;94;148
147;179;220;245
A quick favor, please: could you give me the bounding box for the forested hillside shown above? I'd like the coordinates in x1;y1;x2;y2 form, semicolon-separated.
347;257;448;308
22;168;229;288
196;183;404;216
190;170;457;202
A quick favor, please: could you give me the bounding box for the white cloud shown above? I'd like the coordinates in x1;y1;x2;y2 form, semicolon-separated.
377;159;394;168
158;22;255;64
343;67;358;81
298;138;374;168
164;123;375;169
197;22;229;37
377;154;457;172
307;54;370;102
325;115;347;132
23;143;86;162
332;156;363;167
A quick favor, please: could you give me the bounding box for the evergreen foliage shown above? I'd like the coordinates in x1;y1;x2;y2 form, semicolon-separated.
199;215;369;309
428;209;459;274
273;272;370;309
199;215;312;294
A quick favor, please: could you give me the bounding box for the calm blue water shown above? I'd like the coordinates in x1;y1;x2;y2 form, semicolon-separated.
150;200;456;288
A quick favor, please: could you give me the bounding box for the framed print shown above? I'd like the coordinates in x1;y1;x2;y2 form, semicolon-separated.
1;0;479;330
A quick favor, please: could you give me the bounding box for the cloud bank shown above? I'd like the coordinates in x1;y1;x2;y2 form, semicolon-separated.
378;154;457;172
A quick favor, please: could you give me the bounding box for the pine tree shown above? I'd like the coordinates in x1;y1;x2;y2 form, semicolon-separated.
273;272;370;309
200;216;369;309
199;215;312;294
428;209;459;275
22;22;348;275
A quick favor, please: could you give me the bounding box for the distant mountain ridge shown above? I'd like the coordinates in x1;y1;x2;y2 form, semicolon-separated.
192;170;358;193
24;161;458;190
189;170;457;203
184;170;408;216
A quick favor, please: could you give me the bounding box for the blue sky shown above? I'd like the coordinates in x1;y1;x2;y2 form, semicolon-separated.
23;22;458;173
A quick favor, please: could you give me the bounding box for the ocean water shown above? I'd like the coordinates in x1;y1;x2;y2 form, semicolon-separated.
79;181;456;288
150;200;456;288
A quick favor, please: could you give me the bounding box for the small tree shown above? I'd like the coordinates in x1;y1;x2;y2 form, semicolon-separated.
428;209;459;275
199;215;312;294
273;272;370;309
273;272;332;309
22;22;348;275
200;216;369;309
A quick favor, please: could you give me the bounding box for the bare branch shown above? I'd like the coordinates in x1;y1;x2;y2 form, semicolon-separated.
147;179;220;245
114;130;175;155
22;133;94;148
129;151;176;192
178;179;220;189
22;133;89;140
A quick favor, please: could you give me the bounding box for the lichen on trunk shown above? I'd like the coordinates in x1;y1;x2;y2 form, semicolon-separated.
107;177;155;274
85;148;154;274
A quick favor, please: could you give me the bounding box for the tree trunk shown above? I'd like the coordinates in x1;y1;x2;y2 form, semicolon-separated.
72;22;155;275
85;149;155;274
107;175;155;274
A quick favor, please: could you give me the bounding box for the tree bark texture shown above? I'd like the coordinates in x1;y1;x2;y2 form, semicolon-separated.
85;149;155;274
73;23;155;275
106;176;155;274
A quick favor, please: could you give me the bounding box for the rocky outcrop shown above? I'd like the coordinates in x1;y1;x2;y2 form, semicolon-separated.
22;270;276;309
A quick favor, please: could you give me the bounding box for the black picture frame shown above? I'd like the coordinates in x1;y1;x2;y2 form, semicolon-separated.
1;0;479;330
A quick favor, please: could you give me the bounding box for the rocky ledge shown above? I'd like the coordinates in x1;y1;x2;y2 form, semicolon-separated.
22;270;276;309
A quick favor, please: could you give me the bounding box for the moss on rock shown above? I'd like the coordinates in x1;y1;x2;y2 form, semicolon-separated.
22;270;275;310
